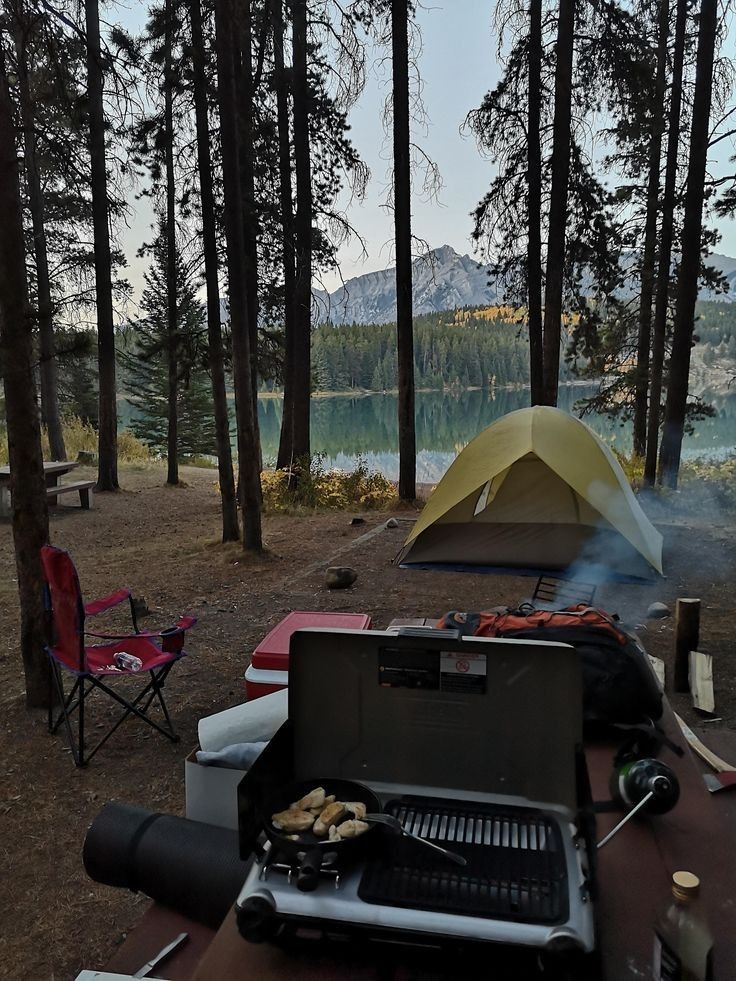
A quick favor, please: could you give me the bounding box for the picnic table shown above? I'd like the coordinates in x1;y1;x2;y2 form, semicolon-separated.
93;616;736;979
98;706;736;980
0;460;94;516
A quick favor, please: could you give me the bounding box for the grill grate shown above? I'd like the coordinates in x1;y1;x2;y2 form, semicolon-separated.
358;796;569;924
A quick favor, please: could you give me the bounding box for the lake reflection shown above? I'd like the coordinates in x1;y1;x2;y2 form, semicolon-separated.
257;386;736;482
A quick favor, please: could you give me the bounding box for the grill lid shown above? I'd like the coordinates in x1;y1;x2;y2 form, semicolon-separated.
288;628;582;813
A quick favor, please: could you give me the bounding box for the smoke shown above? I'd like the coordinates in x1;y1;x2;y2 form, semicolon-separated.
561;476;736;632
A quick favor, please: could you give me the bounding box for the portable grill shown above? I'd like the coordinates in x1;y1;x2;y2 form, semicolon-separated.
236;627;597;972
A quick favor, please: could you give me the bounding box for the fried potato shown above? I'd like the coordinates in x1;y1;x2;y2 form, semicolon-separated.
272;809;316;832
313;801;347;836
344;801;367;819
335;819;369;838
293;787;326;810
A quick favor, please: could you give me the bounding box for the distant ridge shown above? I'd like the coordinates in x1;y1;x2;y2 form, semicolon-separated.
312;245;736;326
313;245;496;325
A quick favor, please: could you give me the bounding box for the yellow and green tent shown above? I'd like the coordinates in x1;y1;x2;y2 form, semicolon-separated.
397;406;663;582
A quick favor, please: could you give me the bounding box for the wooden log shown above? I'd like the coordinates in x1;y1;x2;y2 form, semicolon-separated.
674;597;700;693
689;650;715;714
649;655;666;689
675;712;736;773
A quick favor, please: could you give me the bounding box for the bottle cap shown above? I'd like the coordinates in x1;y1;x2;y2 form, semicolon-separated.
672;871;700;901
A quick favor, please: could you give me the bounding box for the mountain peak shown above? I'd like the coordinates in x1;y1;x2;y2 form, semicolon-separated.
315;245;494;324
430;244;460;263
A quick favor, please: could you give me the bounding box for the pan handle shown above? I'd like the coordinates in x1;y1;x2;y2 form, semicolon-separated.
296;846;323;892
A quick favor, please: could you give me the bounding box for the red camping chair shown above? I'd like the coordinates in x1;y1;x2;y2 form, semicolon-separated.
41;545;196;767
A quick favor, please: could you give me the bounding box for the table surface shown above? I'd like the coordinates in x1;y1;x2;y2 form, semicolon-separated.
102;620;736;980
0;460;79;478
99;712;735;980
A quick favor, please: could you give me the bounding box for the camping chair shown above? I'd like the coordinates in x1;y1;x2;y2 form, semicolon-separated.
41;545;196;767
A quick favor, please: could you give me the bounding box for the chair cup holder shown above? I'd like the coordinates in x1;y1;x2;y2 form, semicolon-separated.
160;627;185;654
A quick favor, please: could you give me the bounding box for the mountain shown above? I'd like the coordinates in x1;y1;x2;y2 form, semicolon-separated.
314;245;496;325
312;245;736;326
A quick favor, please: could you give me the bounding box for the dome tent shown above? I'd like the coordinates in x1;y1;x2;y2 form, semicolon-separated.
397;406;663;583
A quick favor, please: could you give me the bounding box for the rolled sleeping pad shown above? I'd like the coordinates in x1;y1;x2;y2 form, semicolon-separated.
83;802;252;929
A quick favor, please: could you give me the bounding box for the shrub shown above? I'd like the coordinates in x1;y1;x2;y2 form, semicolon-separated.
677;457;736;510
260;455;396;513
0;416;152;466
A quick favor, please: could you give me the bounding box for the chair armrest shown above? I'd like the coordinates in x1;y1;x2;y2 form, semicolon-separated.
85;617;196;642
85;630;155;640
84;589;132;617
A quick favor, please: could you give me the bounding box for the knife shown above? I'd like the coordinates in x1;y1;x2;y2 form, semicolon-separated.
132;932;189;979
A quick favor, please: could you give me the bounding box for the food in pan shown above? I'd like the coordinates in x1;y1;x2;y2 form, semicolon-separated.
334;819;369;838
293;787;326;810
313;801;347;836
271;786;373;842
271;808;316;832
308;794;335;816
344;801;367;819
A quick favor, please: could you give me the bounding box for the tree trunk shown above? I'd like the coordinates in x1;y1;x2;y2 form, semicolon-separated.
644;0;686;485
238;0;261;451
215;0;263;549
273;0;298;470
164;0;179;486
392;0;416;501
541;0;574;407
14;22;66;461
659;0;717;488
189;0;240;541
527;0;544;406
85;0;119;490
0;49;51;708
290;0;312;464
632;0;668;458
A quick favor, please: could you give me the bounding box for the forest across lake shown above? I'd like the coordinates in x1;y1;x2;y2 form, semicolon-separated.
120;384;736;483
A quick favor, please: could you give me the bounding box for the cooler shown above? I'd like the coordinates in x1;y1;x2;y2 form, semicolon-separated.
244;611;372;699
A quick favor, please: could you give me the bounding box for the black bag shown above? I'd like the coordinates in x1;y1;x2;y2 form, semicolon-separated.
497;624;663;725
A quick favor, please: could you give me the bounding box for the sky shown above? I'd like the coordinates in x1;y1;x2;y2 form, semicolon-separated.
118;0;736;300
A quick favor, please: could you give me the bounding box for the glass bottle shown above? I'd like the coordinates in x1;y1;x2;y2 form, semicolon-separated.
653;871;714;980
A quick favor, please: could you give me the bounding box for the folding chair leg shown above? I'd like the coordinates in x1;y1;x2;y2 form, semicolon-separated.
78;676;85;767
48;663;84;767
48;660;183;766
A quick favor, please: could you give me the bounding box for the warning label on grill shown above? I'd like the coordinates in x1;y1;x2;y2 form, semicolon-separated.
440;652;487;694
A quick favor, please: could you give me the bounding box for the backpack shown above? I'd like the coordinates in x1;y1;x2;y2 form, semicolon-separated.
438;605;663;726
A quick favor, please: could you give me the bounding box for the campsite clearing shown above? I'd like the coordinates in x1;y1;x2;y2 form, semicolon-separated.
0;462;735;979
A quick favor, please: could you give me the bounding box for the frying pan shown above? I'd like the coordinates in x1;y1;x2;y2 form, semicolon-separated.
260;778;381;892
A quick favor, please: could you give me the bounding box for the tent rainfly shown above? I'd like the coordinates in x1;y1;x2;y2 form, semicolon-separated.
397;406;664;582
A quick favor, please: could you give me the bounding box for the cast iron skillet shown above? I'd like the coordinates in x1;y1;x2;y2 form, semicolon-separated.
260;778;381;892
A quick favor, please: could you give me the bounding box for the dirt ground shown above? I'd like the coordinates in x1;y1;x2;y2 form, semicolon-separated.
0;462;734;980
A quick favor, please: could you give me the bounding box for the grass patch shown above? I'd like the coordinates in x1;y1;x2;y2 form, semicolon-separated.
260;455;396;513
614;450;736;511
0;416;152;466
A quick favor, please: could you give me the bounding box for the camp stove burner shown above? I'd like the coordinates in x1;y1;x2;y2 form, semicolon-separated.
258;845;343;890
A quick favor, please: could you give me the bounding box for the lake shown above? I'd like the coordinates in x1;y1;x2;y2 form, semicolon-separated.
256;385;736;482
120;384;736;481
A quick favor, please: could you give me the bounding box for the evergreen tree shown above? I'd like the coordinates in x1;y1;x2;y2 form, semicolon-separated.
0;38;50;707
124;225;215;458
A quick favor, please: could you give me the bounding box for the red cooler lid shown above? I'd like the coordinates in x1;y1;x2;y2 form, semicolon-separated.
250;611;372;671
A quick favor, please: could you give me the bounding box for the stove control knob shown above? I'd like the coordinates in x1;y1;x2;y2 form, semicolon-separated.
237;890;277;943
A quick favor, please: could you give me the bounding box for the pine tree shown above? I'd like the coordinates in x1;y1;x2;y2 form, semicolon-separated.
124;225;216;458
85;0;118;490
659;0;719;487
0;40;50;707
391;0;416;500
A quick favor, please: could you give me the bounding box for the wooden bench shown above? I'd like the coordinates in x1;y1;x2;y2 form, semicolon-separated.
46;480;94;509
